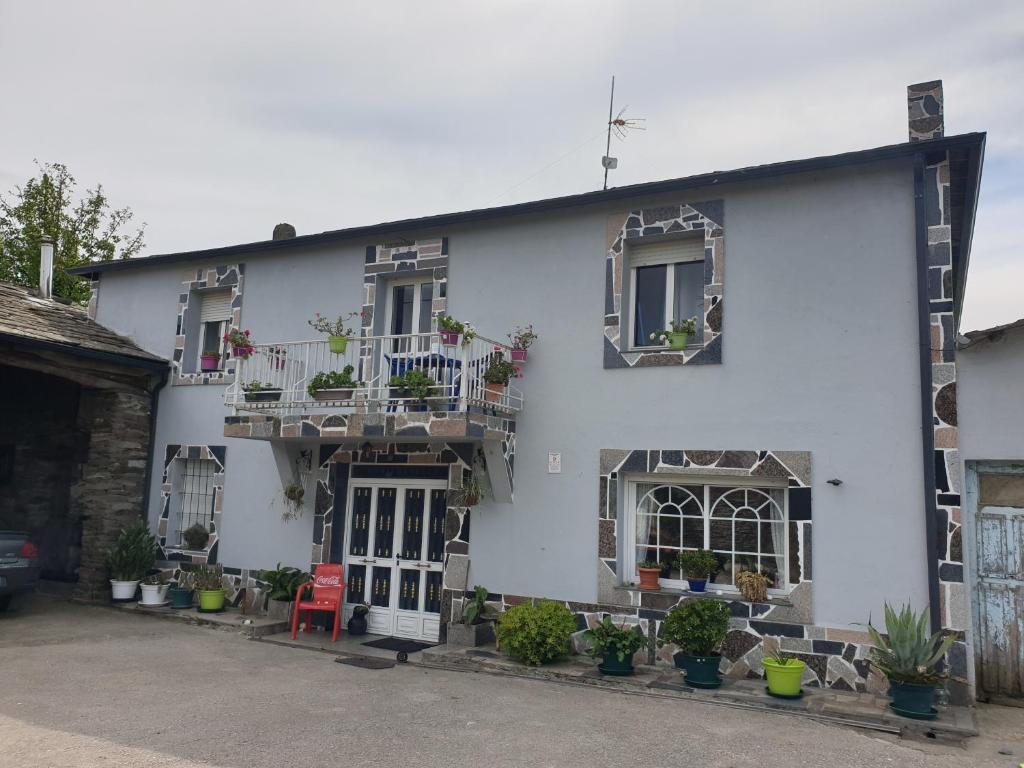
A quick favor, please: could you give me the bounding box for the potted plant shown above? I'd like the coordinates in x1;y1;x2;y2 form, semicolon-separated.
199;352;221;372
495;600;576;666
182;522;210;551
650;316;699;351
308;311;361;354
865;603;954;719
677;549;717;592
437;315;466;346
735;570;771;602
224;328;254;359
481;352;518;403
348;603;370;635
168;571;194;609
389;368;440;411
194;563;226;613
661;599;731;688
583;616;650;676
139;572;170;606
106;522;159;602
762;645;806;698
636;559;662;591
449;585;498;647
448;476;482;507
507;324;538;363
307;366;360;401
258;563;310;621
242;380;283;403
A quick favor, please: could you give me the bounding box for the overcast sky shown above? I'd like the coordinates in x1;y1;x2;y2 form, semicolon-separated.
0;1;1020;331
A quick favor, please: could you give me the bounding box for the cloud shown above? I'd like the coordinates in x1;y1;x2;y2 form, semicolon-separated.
0;0;1020;326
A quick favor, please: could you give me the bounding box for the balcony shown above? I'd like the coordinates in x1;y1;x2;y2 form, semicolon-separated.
223;331;522;444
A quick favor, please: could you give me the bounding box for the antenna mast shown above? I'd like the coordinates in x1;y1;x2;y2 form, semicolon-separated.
603;76;616;190
601;76;644;190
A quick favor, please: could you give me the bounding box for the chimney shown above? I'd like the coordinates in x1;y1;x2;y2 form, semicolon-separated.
907;80;944;142
39;235;54;299
272;223;296;240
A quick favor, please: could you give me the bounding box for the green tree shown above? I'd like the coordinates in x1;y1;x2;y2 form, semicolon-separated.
0;161;145;303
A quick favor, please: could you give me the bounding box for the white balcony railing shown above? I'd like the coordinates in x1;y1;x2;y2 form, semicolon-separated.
225;331;523;415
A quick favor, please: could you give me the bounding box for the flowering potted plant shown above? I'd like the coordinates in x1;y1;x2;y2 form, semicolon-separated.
636;559;662;591
650;316;698;351
481;352;518;403
677;549;717;592
307;366;360;401
224;328;254;359
242;380;283;403
437;315;466;346
308;312;361;354
507;324;538;363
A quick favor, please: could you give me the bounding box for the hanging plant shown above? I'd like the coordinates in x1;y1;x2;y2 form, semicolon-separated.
282;480;305;521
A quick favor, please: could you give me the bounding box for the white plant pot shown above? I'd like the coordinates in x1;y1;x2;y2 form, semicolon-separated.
110;579;140;601
139;583;170;605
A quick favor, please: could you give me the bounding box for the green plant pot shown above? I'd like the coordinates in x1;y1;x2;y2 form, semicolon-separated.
197;589;226;612
328;335;349;354
168;586;193;609
763;658;805;697
680;653;722;688
889;681;938;719
597;651;635;676
668;332;689;351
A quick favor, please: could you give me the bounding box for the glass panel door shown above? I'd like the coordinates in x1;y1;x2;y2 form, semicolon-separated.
345;486;398;636
393;487;445;640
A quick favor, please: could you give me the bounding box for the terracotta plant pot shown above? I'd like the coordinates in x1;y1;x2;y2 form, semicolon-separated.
328;335;349;354
199;354;221;372
484;382;504;403
637;567;661;590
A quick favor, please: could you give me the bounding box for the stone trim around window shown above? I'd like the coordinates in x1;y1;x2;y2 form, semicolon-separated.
597;448;812;624
172;264;245;386
158;444;226;564
360;238;448;337
604;201;724;368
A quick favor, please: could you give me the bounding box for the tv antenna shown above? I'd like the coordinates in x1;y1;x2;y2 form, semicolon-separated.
602;76;645;190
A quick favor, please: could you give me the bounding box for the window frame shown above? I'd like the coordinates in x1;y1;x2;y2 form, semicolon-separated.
626;239;705;351
198;319;227;367
385;277;434;337
174;457;218;549
623;474;790;596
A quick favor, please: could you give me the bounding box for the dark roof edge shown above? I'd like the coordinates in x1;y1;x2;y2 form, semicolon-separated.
953;134;986;326
958;317;1024;349
70;132;986;277
0;332;170;373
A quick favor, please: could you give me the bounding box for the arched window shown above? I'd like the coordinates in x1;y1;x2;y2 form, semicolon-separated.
634;483;703;580
709;487;786;589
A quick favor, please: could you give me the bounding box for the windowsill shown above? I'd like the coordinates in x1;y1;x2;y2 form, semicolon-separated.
628;344;705;354
614;583;794;608
163;546;210;556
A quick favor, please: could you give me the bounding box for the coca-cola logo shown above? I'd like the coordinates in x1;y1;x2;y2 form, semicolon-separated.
316;575;342;586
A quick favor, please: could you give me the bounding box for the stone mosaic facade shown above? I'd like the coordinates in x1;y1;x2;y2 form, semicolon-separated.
604;201;724;368
907;81;944;142
361;237;448;337
172;264;245;386
157;443;226;564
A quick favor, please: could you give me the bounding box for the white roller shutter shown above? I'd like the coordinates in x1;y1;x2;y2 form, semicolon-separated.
198;290;233;322
629;237;704;268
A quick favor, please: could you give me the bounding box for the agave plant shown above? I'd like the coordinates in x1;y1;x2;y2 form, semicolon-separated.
866;603;955;685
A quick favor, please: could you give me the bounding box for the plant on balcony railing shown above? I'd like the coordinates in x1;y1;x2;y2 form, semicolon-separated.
437;315;476;346
224;328;254;359
481;352;519;403
307;366;361;401
389;367;444;411
242;380;282;403
507;324;538;363
308;311;362;354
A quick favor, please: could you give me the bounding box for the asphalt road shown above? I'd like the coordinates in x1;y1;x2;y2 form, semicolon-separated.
1;595;1022;768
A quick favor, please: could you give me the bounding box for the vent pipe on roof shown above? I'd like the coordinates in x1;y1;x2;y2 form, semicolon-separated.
273;223;296;240
907;80;944;142
39;235;55;299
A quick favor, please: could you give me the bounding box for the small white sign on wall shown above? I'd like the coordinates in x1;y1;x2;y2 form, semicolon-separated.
548;452;562;474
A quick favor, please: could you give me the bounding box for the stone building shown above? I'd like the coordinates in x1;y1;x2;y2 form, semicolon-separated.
0;281;167;599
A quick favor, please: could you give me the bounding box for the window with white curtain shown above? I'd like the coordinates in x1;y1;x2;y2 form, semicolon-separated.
628;237;705;349
625;478;789;593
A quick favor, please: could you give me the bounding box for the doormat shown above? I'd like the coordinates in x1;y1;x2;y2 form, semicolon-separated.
335;656;395;670
362;637;435;653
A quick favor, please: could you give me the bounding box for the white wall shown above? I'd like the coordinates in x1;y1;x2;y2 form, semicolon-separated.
958;326;1024;463
94;159;929;629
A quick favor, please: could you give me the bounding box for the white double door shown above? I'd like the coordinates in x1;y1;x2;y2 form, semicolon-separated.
343;480;447;642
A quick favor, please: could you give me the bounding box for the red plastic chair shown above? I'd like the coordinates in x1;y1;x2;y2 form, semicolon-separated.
290;564;346;642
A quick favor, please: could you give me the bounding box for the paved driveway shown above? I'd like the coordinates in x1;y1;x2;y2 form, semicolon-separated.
1;595;1021;768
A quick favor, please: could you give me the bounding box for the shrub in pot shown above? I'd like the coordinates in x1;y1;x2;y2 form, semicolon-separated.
676;549;717;592
307;366;360;401
448;585;498;647
481;352;518;404
348;603;370;635
194;563;226;612
636;559;662;591
866;603;954;719
507;324;538;363
182;522;210;551
139;572;170;606
259;563;310;621
495;600;576;666
168;571;194;609
106;522;159;602
762;645;806;698
583;616;650;676
661;599;731;688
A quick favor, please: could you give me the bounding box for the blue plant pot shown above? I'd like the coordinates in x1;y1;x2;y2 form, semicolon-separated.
687;578;707;592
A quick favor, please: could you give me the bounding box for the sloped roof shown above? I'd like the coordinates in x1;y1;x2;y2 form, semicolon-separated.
0;282;166;369
959;317;1024;349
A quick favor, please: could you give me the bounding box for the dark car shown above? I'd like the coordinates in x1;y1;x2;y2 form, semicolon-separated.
0;531;40;610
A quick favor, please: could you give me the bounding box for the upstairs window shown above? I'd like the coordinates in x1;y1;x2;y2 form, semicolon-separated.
197;289;232;370
629;238;704;349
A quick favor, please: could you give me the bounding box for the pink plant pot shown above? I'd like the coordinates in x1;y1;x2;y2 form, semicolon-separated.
511;349;528;363
439;329;461;346
200;354;221;372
